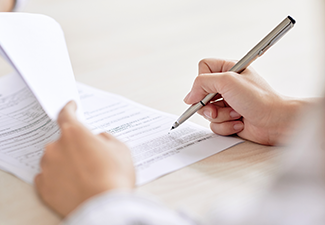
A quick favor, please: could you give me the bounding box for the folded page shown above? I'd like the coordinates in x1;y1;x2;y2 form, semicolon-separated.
0;13;82;121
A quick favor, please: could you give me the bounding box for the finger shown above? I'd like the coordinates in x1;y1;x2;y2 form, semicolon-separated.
34;173;43;191
57;101;78;127
198;58;237;74
197;99;226;114
39;151;47;170
184;59;236;103
34;173;52;207
199;106;242;123
184;71;238;104
59;122;94;148
40;145;50;170
184;92;223;105
197;104;218;119
57;101;93;141
98;132;114;141
210;121;244;136
40;142;57;170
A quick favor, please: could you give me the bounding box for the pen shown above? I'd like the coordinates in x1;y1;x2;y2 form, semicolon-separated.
170;16;296;131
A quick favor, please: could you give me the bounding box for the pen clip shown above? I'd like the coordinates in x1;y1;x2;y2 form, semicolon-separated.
258;21;294;56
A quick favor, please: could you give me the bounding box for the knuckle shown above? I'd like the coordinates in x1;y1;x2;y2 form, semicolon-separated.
194;74;203;81
195;74;209;84
216;72;238;93
198;58;215;73
198;59;208;67
193;75;202;88
221;71;237;81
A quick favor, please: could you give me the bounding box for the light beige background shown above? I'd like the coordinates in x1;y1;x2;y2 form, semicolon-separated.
0;0;324;224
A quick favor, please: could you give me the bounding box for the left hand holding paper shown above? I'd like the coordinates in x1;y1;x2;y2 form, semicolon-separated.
35;101;135;217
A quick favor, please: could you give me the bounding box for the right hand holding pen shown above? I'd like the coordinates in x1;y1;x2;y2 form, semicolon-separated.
184;58;303;145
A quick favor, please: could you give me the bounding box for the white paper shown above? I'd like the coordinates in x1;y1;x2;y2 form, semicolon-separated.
0;73;60;182
78;83;243;185
0;73;243;185
0;13;83;121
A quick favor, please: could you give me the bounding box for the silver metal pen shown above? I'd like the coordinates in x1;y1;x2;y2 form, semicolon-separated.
171;16;296;130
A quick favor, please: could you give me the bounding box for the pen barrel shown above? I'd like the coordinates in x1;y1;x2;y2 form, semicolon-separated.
201;93;217;105
228;16;294;74
176;93;216;126
176;101;205;125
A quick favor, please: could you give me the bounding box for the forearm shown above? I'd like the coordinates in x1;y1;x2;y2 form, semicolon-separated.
0;0;15;11
62;191;197;225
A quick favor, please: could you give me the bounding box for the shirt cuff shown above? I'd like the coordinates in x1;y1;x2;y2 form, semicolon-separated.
13;0;27;11
61;190;197;225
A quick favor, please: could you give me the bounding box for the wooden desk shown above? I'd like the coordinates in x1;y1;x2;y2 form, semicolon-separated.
0;0;323;224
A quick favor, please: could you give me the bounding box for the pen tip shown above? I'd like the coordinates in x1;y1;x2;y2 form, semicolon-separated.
168;126;175;134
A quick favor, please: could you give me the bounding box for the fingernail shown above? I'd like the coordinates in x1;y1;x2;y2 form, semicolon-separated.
234;123;244;131
203;110;212;119
230;110;240;118
183;92;191;102
67;100;77;110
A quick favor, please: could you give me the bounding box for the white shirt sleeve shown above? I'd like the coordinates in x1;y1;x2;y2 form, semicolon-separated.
61;191;198;225
13;0;27;11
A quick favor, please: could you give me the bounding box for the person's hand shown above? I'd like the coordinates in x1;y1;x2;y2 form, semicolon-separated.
35;101;135;217
184;58;307;145
0;0;15;11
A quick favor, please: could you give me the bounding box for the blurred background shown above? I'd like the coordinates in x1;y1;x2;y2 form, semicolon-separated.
0;1;324;223
0;0;323;128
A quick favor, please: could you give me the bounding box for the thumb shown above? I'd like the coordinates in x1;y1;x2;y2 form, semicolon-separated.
57;101;78;127
184;72;238;104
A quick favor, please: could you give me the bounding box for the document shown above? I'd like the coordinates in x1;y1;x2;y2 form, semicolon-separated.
78;83;243;185
0;12;243;185
0;73;243;185
0;73;60;182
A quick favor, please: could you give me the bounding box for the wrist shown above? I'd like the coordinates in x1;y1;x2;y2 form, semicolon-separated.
269;96;317;145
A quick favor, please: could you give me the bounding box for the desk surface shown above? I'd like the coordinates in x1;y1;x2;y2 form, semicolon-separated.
0;0;324;224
